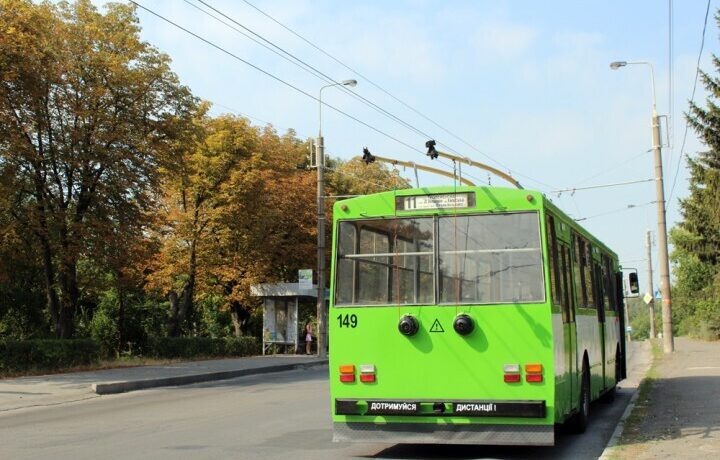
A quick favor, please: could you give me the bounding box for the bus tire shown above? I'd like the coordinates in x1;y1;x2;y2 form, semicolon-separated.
571;359;590;434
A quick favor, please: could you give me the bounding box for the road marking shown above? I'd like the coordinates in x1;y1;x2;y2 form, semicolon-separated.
686;366;720;370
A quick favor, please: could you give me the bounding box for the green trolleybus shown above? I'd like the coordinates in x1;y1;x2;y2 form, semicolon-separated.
328;186;627;446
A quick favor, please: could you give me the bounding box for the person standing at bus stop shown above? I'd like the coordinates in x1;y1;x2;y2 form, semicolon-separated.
305;322;313;355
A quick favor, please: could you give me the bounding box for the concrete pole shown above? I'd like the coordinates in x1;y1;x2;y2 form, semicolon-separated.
316;135;327;358
316;79;356;358
645;230;656;339
651;110;674;352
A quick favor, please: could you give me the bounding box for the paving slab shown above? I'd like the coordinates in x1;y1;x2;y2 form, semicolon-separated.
0;355;326;413
606;337;720;460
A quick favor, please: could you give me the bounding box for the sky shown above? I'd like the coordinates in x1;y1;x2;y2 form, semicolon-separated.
101;0;715;289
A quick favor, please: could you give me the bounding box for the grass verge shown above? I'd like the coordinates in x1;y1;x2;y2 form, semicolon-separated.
608;339;663;459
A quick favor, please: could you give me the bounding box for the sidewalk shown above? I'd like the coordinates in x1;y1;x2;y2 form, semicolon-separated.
0;354;326;414
610;337;720;459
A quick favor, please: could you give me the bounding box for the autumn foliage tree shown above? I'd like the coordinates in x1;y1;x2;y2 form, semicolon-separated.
0;0;415;347
0;0;197;337
147;112;321;337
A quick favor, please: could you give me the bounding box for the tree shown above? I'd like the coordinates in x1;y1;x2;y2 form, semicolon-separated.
147;110;259;337
213;127;317;335
671;18;720;338
0;0;197;337
327;156;410;196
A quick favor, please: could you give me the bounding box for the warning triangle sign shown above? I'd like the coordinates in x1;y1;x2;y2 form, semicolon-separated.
429;318;444;333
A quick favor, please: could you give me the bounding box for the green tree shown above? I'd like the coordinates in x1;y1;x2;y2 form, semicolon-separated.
0;0;197;337
671;18;720;338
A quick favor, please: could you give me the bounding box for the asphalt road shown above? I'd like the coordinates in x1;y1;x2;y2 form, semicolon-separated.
0;343;646;460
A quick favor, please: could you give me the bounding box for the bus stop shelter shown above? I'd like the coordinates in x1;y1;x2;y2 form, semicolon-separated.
250;283;318;355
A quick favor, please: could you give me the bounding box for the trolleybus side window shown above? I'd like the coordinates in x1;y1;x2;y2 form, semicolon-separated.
560;245;575;322
582;241;596;309
438;212;544;304
572;233;586;309
593;261;605;321
602;254;616;312
546;215;563;307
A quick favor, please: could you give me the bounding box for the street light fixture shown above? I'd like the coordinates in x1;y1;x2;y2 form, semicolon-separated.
610;59;674;353
315;79;357;358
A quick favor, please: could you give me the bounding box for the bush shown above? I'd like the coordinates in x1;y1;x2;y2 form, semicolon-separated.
147;336;260;359
0;339;100;374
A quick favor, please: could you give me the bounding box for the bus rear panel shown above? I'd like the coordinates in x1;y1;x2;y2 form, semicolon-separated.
328;186;623;446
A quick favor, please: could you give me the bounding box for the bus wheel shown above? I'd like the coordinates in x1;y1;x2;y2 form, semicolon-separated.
571;360;590;434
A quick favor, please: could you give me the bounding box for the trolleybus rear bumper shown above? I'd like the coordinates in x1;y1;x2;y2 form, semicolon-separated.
333;422;554;446
333;398;552;445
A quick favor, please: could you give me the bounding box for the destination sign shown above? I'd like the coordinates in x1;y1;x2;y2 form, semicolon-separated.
396;192;475;211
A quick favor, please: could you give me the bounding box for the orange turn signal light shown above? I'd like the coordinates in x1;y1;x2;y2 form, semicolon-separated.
339;364;355;374
525;363;543;374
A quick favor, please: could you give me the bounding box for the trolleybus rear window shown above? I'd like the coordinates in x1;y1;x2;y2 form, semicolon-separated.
334;212;544;306
335;218;434;305
438;212;544;304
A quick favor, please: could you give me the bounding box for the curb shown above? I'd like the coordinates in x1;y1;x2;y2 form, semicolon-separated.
91;359;328;395
597;383;643;460
598;342;653;460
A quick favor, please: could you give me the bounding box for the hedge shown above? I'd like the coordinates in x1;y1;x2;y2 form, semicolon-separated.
147;336;260;359
0;337;260;375
0;339;100;374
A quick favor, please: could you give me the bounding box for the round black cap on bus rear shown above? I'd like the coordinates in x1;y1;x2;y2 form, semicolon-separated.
398;315;419;336
453;314;474;336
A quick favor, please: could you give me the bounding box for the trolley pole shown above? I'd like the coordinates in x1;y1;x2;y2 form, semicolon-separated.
645;230;656;339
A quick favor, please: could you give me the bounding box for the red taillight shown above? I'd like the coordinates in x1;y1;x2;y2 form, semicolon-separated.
525;363;543;382
339;364;355;383
526;373;543;383
504;363;521;383
359;364;376;383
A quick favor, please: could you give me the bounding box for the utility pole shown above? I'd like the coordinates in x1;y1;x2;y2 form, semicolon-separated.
315;135;327;358
610;60;674;352
315;79;357;358
651;106;674;352
645;230;656;339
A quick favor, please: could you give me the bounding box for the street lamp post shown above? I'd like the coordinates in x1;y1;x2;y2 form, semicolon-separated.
610;60;674;353
316;79;357;358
